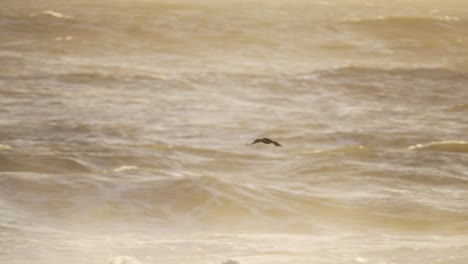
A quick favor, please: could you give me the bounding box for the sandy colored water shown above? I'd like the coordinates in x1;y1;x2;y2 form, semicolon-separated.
1;0;468;263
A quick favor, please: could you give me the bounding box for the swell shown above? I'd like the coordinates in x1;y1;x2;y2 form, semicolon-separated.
2;168;467;233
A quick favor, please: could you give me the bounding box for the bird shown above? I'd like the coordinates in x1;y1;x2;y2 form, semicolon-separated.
250;138;282;147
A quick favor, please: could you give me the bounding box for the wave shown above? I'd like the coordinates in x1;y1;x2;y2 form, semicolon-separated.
56;71;170;84
408;141;468;153
1;10;77;34
1;167;465;233
334;15;468;65
28;10;75;21
0;154;91;173
340;15;468;40
299;145;372;157
297;65;468;102
0;144;11;150
444;103;468;112
342;15;465;28
307;65;468;79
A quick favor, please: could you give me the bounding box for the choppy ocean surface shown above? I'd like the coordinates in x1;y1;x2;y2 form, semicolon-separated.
1;0;468;263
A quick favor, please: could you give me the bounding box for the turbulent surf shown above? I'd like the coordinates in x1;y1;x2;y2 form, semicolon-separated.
1;0;468;263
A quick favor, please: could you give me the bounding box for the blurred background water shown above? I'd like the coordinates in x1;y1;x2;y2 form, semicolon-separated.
1;0;468;263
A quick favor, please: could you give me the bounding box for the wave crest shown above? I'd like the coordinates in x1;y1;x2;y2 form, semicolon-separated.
408;141;468;153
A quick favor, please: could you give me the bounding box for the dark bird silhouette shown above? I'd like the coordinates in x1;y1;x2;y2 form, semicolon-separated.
250;138;282;147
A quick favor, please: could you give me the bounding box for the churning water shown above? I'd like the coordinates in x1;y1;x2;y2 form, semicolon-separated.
1;0;468;263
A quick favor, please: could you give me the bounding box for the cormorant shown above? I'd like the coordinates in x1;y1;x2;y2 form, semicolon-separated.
250;138;282;147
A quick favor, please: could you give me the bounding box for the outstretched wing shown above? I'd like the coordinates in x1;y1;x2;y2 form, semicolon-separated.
251;139;262;144
272;141;282;147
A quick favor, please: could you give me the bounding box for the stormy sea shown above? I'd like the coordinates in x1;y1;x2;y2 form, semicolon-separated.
1;0;468;263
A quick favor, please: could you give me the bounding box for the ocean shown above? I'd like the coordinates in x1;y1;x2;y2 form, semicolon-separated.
1;0;468;263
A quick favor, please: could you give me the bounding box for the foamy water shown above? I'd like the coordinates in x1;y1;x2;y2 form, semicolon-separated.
1;0;468;263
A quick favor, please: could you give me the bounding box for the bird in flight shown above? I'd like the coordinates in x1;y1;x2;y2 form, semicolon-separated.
250;138;282;147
